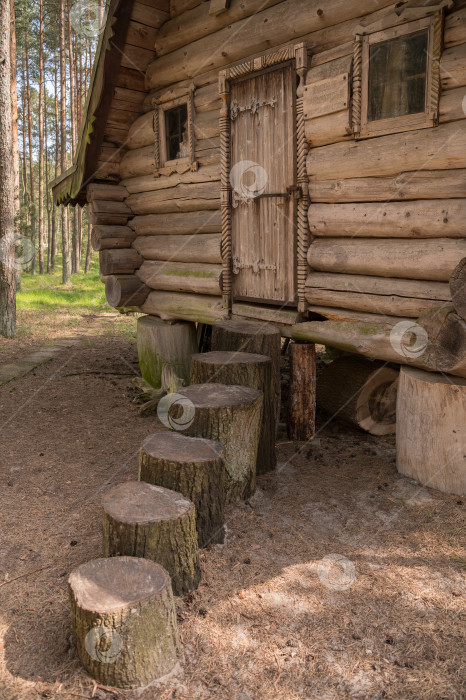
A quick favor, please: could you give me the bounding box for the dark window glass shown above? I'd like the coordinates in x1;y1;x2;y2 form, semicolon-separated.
368;29;428;122
165;104;188;160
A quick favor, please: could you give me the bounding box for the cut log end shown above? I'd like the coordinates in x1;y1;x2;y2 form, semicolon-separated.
450;257;466;322
105;275;150;308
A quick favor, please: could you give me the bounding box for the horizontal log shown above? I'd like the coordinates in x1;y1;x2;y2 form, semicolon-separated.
440;41;466;91
305;110;352;147
307;238;466;281
145;0;395;90
91;225;136;251
291;319;432;370
131;1;169;28
169;0;201;18
307;122;466;180
307;306;408;324
306;54;353;85
444;6;466;48
120;145;154;179
231;303;301;331
156;0;283;56
308;168;466;202
143;80;220;114
306;272;451;301
99;248;143;275
87;183;128;202
88;200;132;226
439;85;466;123
136;261;222;295
94;161;120;179
141;291;226;324
305;288;446;318
130;210;222;235
127;182;221;215
308;199;466;238
105;274;151;307
121;164;221;194
133;233;222;263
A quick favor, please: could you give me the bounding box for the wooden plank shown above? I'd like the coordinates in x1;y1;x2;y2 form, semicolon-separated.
303;74;350;119
129;210;222;235
170;0;203;18
137;260;222;295
308;199;466;238
308;168;466;202
125;20;160;51
141;290;226;324
130;1;169;27
121;164;221;194
133;233;222;263
305;272;451;300
306;54;353;85
307;121;466;180
120;44;154;73
305;288;447;317
307;238;466;281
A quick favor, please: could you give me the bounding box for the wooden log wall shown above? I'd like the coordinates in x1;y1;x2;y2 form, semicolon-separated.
303;1;466;332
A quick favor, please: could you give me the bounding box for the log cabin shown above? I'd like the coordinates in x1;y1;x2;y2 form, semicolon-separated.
52;0;466;387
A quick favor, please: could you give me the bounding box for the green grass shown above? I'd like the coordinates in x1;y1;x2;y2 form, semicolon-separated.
17;256;107;312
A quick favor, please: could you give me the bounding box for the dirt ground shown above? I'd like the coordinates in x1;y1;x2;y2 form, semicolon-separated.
0;321;464;700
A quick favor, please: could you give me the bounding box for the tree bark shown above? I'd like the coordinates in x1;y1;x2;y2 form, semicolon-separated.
102;481;201;596
287;342;316;441
317;356;399;436
38;0;44;273
0;0;15;337
137;314;198;387
68;556;181;688
25;40;35;273
396;367;466;496
420;305;466;377
212;319;281;430
173;384;263;504
139;431;226;548
59;0;70;283
190;350;276;474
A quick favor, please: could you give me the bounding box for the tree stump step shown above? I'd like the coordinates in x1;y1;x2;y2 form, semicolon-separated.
190;351;276;474
102;481;200;596
170;383;263;504
139;432;226;548
69;556;181;689
211;319;281;430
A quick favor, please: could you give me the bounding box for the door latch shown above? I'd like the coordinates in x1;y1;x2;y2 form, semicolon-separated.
254;185;302;201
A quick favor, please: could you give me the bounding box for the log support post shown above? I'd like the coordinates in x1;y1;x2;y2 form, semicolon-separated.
396;367;466;496
137;314;198;388
287;341;316;441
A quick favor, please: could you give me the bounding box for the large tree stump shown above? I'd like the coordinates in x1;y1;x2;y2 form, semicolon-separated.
397;367;466;496
287;342;316;441
102;481;200;596
69;557;181;689
211;319;281;430
317;355;400;436
137;315;198;388
170;384;263;504
190;351;276;474
139;432;226;548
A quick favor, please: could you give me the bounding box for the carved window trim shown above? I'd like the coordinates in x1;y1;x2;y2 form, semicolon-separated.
152;89;197;177
353;12;443;139
218;44;310;313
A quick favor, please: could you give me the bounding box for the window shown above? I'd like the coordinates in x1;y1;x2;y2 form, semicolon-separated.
165;104;188;161
152;90;197;176
354;15;442;138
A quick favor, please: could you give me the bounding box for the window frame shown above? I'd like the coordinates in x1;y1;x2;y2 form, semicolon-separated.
355;15;441;139
152;91;198;176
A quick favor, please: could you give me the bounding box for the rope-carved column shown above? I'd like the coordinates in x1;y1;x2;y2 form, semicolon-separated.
430;11;443;125
352;35;363;135
295;44;309;316
152;98;161;176
219;71;232;312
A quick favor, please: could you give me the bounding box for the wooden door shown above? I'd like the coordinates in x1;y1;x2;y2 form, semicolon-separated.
230;62;297;305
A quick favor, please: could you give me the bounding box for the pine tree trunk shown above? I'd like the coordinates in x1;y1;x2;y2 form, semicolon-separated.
139;432;226;548
102;481;201;596
85;218;91;273
9;0;19;291
69;557;181;689
38;0;44;274
0;0;16;337
287;342;316;441
25;40;35;273
59;0;70;283
51;61;59;270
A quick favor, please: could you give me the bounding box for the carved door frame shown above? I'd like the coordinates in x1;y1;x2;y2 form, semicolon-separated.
219;43;310;313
